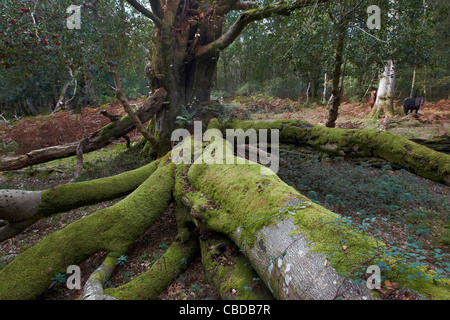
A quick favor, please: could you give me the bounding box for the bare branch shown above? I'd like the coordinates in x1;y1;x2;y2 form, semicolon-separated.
196;0;328;58
125;0;161;29
148;0;163;19
106;57;158;147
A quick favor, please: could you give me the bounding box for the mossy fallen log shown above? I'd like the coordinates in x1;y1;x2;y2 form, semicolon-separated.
104;239;198;300
183;139;449;300
208;119;450;185
0;88;167;172
410;134;450;154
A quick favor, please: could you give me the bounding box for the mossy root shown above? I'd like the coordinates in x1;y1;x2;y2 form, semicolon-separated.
0;161;174;300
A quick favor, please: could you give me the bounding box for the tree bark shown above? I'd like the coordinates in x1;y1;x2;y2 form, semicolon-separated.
137;0;329;154
369;59;396;119
410;66;417;97
322;72;328;103
325;19;347;128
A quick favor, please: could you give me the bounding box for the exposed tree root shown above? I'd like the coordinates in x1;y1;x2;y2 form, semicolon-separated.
0;132;449;300
200;235;274;300
104;239;198;300
0;159;174;299
83;255;117;300
0;159;160;242
0;190;42;242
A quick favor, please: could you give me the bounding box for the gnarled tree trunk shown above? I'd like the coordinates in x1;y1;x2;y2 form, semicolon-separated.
131;0;329;154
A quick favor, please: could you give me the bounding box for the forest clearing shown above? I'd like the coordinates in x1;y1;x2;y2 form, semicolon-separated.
0;0;449;305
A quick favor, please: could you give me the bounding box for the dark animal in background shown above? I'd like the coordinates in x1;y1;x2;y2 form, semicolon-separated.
403;96;425;115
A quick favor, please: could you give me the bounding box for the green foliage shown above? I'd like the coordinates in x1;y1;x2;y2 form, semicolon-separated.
158;241;169;251
189;283;205;295
175;104;196;128
0;0;153;115
121;270;132;282
50;273;67;287
115;254;129;267
217;0;449;101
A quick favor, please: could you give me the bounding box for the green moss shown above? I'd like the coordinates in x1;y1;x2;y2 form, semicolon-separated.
88;255;116;283
105;239;197;300
97;114;134;142
97;122;116;142
200;238;273;300
188;159;290;248
191;160;377;275
380;264;450;300
37;159;159;216
187;138;449;299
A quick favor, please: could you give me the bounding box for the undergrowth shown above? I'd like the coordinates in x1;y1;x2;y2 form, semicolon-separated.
0;143;155;190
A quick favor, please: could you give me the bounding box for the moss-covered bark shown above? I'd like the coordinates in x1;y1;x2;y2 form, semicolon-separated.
83;255;117;300
0;159;174;300
185;140;449;299
0;159;160;242
1;136;448;300
104;239;198;300
37;159;160;216
209;119;450;185
200;236;273;300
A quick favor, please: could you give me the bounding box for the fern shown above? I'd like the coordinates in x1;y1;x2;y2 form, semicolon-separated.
175;105;196;127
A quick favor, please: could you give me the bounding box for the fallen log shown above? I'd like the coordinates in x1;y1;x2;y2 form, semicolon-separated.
0;88;167;171
379;111;425;131
410;134;450;154
208;118;450;185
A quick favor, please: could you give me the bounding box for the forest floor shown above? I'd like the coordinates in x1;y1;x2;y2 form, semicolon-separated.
0;96;449;300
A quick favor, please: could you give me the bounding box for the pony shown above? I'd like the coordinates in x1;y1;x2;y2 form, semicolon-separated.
403;96;425;115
